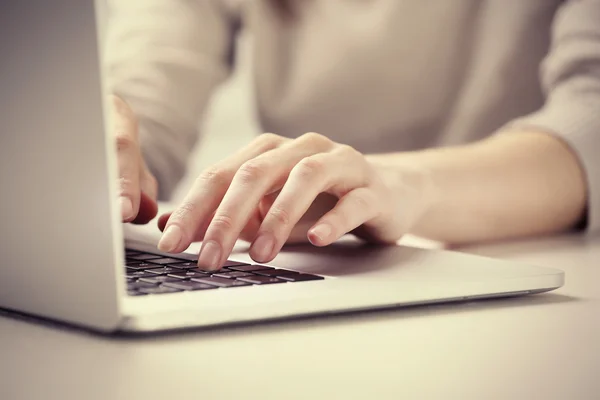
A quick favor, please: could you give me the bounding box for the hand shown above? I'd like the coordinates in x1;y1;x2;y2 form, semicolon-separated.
157;132;431;270
110;95;158;224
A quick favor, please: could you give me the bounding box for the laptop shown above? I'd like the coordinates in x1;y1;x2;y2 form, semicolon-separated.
0;0;564;333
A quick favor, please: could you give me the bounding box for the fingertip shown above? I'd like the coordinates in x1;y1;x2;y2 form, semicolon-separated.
307;232;327;247
249;233;275;263
197;240;222;271
157;225;184;253
308;223;333;247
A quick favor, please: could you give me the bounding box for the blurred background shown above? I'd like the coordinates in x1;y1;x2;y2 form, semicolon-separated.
172;34;259;202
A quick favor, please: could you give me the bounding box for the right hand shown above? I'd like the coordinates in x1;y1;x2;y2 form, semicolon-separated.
110;95;158;224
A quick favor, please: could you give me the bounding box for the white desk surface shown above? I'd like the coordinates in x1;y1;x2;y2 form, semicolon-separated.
1;232;599;400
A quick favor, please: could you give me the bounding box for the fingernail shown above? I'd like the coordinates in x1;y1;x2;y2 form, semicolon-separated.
250;234;275;262
309;224;332;244
198;240;222;270
158;225;183;253
120;197;134;221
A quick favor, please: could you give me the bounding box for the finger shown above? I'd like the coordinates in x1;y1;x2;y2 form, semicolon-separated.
198;133;335;270
287;193;338;243
157;133;288;254
308;187;381;247
191;193;269;243
111;96;141;222
140;167;158;202
160;207;261;244
250;149;369;262
258;192;338;244
131;171;158;224
236;192;279;243
157;213;170;232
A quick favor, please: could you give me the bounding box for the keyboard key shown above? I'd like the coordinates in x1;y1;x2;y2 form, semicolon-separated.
253;269;299;277
139;276;184;284
128;254;162;261
222;260;251;268
236;275;286;285
154;252;198;263
189;268;225;274
228;265;274;272
167;262;198;269
125;250;141;256
276;274;324;282
163;281;218;291
124;262;156;270
168;271;210;279
191;277;252;288
212;271;254;279
126;271;161;279
146;257;188;265
138;286;183;295
146;266;183;275
127;281;158;290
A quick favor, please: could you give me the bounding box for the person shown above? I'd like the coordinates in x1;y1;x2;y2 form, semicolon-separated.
105;0;600;271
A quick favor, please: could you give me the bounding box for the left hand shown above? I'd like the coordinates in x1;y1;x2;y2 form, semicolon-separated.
157;132;418;270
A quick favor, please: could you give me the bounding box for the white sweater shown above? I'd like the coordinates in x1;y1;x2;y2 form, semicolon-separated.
105;0;600;232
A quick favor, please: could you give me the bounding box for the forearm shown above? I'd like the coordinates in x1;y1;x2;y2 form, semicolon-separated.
368;131;587;245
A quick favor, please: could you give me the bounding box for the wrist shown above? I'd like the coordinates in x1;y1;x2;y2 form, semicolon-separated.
366;152;439;233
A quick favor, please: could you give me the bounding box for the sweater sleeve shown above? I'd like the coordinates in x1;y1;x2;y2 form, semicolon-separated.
104;0;235;200
505;0;600;233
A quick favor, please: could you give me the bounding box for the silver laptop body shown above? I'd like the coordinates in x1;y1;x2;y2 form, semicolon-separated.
0;0;564;333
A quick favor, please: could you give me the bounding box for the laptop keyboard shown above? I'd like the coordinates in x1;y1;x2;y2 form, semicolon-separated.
125;249;324;296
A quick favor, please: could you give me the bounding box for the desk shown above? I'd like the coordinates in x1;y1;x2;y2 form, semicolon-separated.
1;234;599;400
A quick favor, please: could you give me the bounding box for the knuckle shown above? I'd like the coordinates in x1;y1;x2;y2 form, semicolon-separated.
237;160;270;184
170;201;197;221
324;211;342;228
301;132;332;147
255;133;284;151
115;134;137;152
197;167;233;188
267;205;292;227
118;176;136;194
294;156;325;180
336;144;361;158
350;192;372;211
353;190;381;220
210;213;235;232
